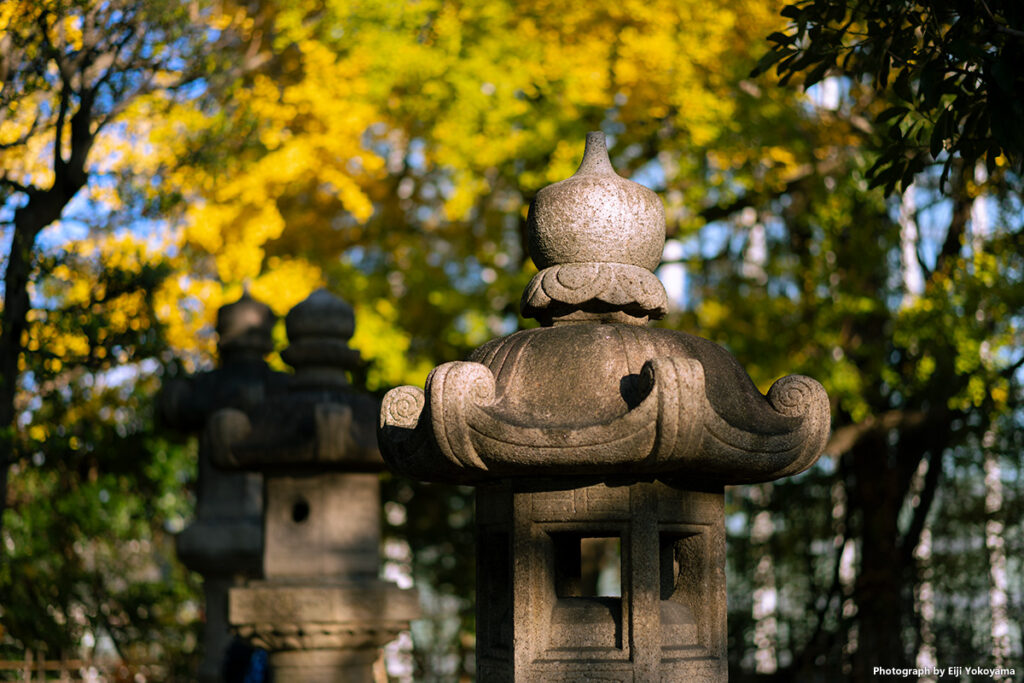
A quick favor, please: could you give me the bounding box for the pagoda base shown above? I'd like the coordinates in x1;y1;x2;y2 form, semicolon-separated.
229;580;419;682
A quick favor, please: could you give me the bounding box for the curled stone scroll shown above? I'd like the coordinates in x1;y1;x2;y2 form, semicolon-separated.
379;353;830;484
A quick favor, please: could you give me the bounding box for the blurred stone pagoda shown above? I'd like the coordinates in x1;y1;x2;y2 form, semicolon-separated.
380;132;831;681
159;293;287;683
207;288;418;682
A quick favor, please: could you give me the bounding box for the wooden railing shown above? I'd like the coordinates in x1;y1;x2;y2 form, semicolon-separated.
0;653;161;682
0;655;81;681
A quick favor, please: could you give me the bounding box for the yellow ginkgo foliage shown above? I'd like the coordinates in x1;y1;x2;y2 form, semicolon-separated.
143;0;793;382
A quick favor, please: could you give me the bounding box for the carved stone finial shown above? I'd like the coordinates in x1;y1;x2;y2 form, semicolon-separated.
527;132;665;271
281;288;361;389
522;131;669;323
285;288;355;342
211;288;379;470
216;291;275;359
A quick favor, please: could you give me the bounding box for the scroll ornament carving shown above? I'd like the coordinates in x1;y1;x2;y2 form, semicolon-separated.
380;356;830;484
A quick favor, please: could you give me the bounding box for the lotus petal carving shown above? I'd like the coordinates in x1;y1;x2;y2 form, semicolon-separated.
521;263;668;320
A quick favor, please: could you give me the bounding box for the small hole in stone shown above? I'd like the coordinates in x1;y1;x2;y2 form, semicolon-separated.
291;499;310;523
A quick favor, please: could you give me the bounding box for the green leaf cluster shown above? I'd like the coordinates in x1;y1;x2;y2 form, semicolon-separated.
753;0;1024;193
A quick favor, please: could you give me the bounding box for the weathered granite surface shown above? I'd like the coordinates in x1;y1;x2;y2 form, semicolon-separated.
380;132;831;681
158;293;287;683
210;289;418;682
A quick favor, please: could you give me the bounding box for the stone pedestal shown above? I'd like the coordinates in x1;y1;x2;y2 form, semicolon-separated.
231;582;418;683
380;132;831;681
210;289;418;680
476;480;726;681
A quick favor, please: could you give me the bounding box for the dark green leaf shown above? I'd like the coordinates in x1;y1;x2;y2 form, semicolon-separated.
939;158;953;189
930;112;948;158
804;61;831;88
780;4;802;19
990;59;1013;93
918;61;945;109
878;106;909;122
878;55;891;88
894;68;914;102
750;48;789;78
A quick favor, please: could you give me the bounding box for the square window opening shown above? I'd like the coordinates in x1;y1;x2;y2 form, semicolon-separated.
551;533;621;598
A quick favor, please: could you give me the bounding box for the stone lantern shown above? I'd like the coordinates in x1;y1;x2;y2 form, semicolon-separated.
208;289;419;682
159;292;286;683
379;132;830;681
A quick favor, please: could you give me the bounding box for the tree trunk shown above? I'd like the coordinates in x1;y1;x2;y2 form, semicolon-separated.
849;431;909;681
0;182;88;553
0;204;44;548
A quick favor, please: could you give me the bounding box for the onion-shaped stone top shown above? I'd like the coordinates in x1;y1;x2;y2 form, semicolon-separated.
527;132;665;271
284;287;355;342
378;322;830;484
522;132;669;323
159;293;286;431
281;288;362;389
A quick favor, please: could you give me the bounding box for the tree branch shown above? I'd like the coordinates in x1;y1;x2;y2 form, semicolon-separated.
53;78;72;173
93;73;157;133
825;409;928;458
978;0;1024;39
693;155;846;228
999;353;1024;380
0;173;37;196
934;167;971;273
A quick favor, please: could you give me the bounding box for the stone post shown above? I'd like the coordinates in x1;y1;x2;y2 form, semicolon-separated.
208;288;419;682
159;293;286;683
380;132;831;681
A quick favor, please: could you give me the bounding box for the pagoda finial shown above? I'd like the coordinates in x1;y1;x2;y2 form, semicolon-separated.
281;288;360;389
216;291;275;360
522;131;669;325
